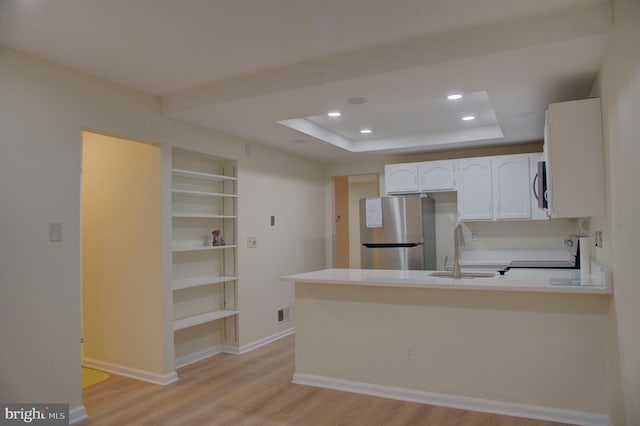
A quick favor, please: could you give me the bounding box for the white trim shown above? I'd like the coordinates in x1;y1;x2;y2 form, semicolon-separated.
293;373;609;426
69;405;88;424
82;358;178;386
174;344;222;369
173;328;296;368
226;327;296;355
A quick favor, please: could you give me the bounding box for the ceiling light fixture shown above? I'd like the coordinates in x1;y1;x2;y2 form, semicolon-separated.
461;115;476;121
359;128;372;134
447;93;463;100
327;111;342;117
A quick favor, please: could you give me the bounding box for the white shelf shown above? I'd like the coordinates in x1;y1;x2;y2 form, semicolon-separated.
172;168;236;182
172;244;237;253
173;310;239;331
173;275;238;291
171;149;238;361
172;213;237;219
172;189;237;198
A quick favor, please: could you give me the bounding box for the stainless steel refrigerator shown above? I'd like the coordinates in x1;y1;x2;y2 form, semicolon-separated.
360;195;436;270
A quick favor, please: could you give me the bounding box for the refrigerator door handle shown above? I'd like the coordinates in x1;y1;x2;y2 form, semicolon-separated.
362;243;422;248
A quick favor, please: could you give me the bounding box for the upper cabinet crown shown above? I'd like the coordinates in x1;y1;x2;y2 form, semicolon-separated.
544;98;605;218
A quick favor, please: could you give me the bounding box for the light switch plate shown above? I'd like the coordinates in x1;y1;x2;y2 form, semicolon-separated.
49;222;62;242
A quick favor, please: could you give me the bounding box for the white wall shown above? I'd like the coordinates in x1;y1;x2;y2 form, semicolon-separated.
0;47;325;416
236;142;326;345
82;133;164;375
595;1;640;424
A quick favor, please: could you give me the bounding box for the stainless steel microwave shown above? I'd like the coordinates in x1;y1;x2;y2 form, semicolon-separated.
534;161;548;209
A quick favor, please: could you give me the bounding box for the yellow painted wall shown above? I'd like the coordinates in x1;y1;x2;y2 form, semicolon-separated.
82;132;164;374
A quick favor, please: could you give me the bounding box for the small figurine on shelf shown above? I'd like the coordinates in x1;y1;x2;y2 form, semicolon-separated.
212;229;225;246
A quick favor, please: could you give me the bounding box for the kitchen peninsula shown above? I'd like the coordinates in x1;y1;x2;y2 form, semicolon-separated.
282;268;611;425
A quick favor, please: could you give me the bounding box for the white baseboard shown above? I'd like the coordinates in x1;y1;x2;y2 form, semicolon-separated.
69;405;88;424
173;328;295;369
293;373;609;426
229;327;296;355
82;358;178;386
174;344;223;369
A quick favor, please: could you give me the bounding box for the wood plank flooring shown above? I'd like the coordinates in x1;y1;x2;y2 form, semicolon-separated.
79;335;570;425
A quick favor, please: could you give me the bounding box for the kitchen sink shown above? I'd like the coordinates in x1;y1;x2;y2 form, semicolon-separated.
429;271;496;278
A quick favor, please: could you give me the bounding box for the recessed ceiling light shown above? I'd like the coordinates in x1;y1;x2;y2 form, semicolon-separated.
346;96;368;105
359;128;372;134
461;115;476;121
327;111;342;117
447;93;463;100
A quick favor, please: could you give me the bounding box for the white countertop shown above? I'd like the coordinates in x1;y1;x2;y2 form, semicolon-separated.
282;267;612;294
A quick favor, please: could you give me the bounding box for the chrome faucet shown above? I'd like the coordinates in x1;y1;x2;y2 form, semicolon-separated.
452;222;465;278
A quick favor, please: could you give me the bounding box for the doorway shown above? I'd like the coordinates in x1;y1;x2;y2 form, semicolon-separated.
333;174;380;268
81;131;163;388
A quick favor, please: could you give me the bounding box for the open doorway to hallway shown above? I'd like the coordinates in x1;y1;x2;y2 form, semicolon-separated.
81;130;164;392
333;174;380;268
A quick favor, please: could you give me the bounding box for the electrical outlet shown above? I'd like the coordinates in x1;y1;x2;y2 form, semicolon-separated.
247;237;257;248
470;231;480;240
403;344;415;360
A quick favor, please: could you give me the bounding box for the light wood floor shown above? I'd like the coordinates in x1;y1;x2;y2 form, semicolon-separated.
79;335;569;425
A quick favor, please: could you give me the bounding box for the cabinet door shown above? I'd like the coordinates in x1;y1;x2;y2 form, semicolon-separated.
546;98;605;218
457;158;493;220
492;155;531;220
417;160;456;192
384;163;418;194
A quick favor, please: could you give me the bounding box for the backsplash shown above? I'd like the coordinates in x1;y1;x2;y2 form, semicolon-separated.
430;192;577;269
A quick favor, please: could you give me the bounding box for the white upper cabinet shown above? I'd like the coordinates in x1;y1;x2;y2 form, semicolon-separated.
457;154;536;221
385;153;543;222
417;160;456;192
545;98;605;218
492;155;531;220
457;157;493;220
385;163;418;194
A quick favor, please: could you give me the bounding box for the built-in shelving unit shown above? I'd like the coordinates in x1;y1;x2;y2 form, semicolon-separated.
171;148;238;367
